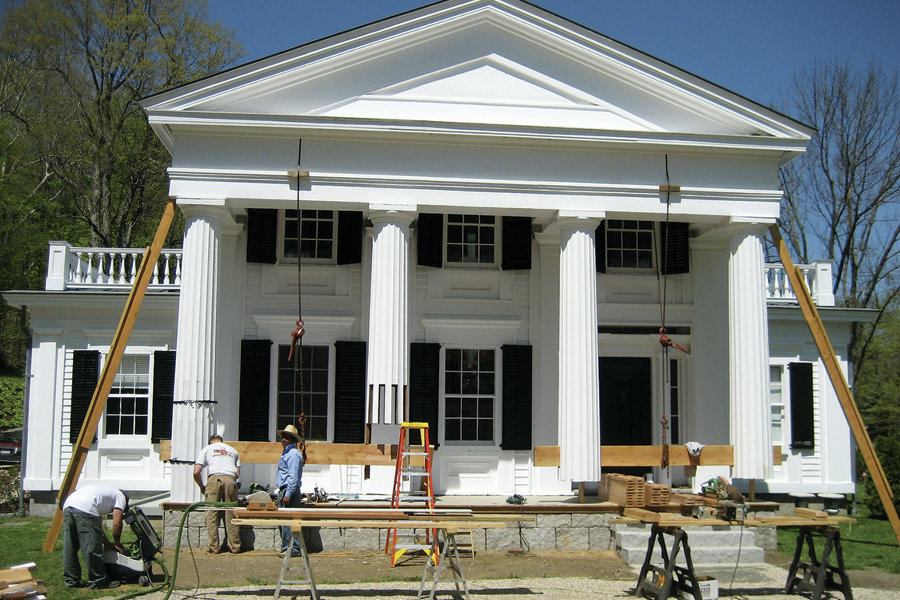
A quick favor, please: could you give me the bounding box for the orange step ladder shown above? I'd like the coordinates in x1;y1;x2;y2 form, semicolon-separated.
385;421;438;566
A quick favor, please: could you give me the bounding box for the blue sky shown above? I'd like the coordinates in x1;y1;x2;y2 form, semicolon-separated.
209;0;899;114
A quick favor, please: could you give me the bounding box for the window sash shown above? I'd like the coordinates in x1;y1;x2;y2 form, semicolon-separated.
282;210;335;263
445;214;497;267
444;348;495;443
277;344;329;441
104;355;151;437
605;219;655;270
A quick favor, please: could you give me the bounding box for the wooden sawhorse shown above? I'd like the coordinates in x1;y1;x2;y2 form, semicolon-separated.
417;527;470;600
785;525;853;600
633;524;703;600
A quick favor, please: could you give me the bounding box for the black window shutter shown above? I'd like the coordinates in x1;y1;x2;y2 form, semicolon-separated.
501;345;532;450
660;222;690;274
595;221;606;273
501;217;532;270
789;362;815;450
416;213;443;268
151;351;176;443
246;209;278;264
239;339;272;441
409;343;440;446
336;211;364;265
333;341;367;443
70;350;100;444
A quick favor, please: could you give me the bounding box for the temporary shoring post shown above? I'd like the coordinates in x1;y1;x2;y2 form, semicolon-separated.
770;224;900;544
42;198;177;553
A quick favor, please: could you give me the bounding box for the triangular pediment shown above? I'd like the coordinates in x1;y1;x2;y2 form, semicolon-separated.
143;0;812;142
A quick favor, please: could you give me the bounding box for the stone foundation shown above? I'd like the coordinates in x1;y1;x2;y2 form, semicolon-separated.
162;509;620;552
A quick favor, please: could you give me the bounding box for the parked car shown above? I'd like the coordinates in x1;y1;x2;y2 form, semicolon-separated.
0;428;22;464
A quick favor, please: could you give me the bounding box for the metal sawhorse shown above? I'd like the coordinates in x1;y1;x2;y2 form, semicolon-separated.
633;524;703;600
785;525;853;600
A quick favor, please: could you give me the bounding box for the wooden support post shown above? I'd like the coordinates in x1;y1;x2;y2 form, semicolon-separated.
42;198;177;553
771;225;900;543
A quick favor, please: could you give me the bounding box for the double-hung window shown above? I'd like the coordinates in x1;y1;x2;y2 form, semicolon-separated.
444;348;495;442
283;210;334;261
105;355;150;436
446;215;496;266
277;345;329;440
605;220;654;269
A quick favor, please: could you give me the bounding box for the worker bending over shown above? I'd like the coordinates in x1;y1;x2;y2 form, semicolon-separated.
62;483;128;589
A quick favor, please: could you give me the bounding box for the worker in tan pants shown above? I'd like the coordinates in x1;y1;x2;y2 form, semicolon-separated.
194;434;241;553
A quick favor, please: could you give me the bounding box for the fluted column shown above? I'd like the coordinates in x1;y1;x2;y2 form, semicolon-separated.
558;217;602;483
170;204;227;502
366;209;413;424
728;227;773;480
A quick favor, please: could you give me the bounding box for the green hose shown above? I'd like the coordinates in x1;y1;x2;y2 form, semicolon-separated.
114;501;238;600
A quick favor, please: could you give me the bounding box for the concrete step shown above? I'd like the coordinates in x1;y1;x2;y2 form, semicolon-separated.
612;524;765;567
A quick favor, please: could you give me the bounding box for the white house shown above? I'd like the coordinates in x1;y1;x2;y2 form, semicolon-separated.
4;0;873;511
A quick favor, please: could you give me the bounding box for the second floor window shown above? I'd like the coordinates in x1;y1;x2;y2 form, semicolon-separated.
606;220;654;269
446;214;496;265
105;355;150;436
445;348;495;442
284;210;334;261
277;345;329;440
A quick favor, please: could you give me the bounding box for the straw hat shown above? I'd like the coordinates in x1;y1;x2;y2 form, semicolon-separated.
277;424;300;441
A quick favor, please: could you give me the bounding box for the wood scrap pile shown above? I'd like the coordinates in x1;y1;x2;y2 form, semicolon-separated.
0;563;46;599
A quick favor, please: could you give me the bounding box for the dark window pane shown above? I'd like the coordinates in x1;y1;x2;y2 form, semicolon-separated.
482;227;494;244
478;419;493;441
623;231;637;248
639;221;653;229
284;240;298;257
445;372;461;394
310;395;327;415
121;417;134;435
461;419;476;440
122;398;135;414
448;214;462;223
286;209;299;219
479;350;494;371
319;220;333;239
445;349;460;371
106;415;117;433
446;397;460;418
637;252;652;268
638;232;652;249
462;372;478;394
285;221;298;238
448;225;462;243
136;398;148;413
463;350;478;371
318;240;332;258
608;219;622;228
301;220;317;238
445;420;460;441
320;210;333;219
464;225;478;243
313;370;328;392
108;398;121;413
608;231;622;248
135;416;148;434
464;214;478;224
461;400;477;417
479;373;494;394
623;220;637;229
301;209;316;219
447;245;462;262
481;246;494;263
478;398;493;417
483;216;495;224
607;250;622;268
278;394;294;415
300;240;316;258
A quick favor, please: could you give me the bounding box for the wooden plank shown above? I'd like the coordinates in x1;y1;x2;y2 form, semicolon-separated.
601;445;735;467
623;508;662;522
158;440;395;466
771;225;900;544
0;569;33;585
232;518;507;530
744;516;855;527
794;507;828;519
43;198;176;553
533;445;560;467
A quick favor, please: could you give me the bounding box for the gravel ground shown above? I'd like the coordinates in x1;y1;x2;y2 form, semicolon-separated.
116;562;900;600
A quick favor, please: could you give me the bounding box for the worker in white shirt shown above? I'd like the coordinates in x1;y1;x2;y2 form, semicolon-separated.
194;433;242;553
62;483;128;589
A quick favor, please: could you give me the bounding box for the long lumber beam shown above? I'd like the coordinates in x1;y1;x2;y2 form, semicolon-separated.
533;444;782;467
42;199;177;553
158;440;395;466
771;224;900;543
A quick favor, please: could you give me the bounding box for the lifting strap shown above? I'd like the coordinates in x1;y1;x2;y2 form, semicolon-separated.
287;139;307;456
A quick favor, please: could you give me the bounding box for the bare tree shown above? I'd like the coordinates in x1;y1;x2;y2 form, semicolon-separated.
778;61;899;376
0;0;241;248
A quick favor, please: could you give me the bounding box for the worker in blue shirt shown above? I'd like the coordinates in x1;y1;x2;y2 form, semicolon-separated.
275;423;304;556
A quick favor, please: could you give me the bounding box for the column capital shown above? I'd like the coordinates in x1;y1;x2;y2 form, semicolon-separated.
544;211;604;236
369;207;416;227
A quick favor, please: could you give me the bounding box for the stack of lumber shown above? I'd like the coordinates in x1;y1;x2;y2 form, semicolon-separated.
600;474;645;507
644;483;671;506
0;563;46;599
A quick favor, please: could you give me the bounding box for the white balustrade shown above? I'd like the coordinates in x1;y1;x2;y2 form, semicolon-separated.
764;262;834;307
45;242;182;291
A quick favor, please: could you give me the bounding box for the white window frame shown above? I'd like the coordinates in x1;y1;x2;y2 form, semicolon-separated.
441;347;498;446
280;209;337;264
604;219;656;272
444;214;500;269
276;344;330;442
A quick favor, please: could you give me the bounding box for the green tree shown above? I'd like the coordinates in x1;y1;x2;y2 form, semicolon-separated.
0;0;242;249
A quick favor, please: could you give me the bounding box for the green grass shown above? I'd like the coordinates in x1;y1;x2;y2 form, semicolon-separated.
0;516;142;600
776;489;900;574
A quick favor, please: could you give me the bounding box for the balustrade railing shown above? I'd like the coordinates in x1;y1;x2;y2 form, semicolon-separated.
45;242;181;291
764;262;835;307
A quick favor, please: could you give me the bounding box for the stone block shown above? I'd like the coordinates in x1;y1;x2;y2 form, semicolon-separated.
485;527;522;551
521;527;556;550
555;527;589;551
164;525;201;548
588;526;612;550
753;526;777;550
344;528;380;551
572;513;613;528
318;528;347;551
535;514;571;528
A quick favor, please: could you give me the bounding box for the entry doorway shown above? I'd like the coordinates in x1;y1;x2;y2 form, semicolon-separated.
599;356;652;477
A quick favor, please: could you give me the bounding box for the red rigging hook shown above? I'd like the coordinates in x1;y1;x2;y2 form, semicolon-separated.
659;326;690;355
287;319;305;363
